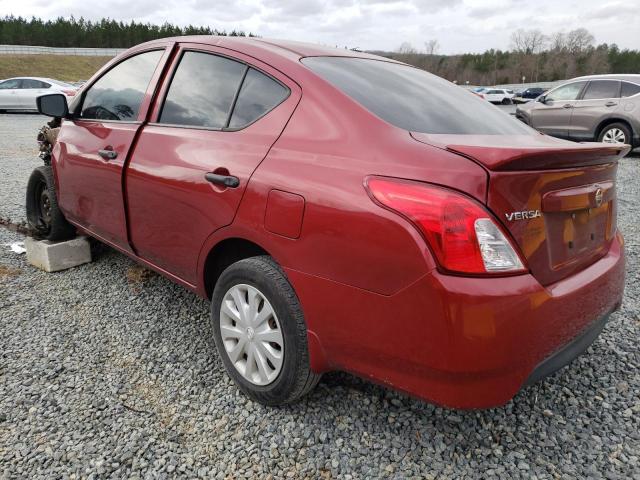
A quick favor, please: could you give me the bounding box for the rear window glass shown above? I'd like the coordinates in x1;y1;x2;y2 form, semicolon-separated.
301;57;531;135
582;80;620;100
229;68;289;129
621;82;640;97
22;79;50;89
159;51;247;128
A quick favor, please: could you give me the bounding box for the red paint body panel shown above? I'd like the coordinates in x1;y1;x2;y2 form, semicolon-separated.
53;121;138;251
264;190;305;239
51;36;627;409
286;233;624;408
488;163;618;285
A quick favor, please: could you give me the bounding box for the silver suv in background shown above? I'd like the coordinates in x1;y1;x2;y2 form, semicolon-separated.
516;75;640;147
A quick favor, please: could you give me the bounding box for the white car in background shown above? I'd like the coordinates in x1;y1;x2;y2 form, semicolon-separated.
476;88;515;104
0;77;77;112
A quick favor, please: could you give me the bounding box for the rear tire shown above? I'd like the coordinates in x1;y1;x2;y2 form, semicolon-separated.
501;97;511;105
598;122;632;145
211;256;321;405
26;166;76;241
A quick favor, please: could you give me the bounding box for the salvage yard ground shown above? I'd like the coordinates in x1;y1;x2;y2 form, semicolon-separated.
0;113;639;478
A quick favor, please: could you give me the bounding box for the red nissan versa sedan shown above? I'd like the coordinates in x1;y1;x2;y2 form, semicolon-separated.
28;37;627;409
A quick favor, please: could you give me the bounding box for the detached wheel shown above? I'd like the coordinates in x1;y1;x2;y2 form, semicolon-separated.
26;166;75;241
598;123;631;145
211;256;321;405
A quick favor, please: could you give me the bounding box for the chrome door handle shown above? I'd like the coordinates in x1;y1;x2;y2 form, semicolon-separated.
604;101;617;107
98;149;117;160
562;104;572;109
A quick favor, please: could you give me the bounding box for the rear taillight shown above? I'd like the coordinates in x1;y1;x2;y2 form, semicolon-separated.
365;177;526;275
62;89;76;96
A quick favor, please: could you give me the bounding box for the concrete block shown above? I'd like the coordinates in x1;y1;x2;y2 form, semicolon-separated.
25;236;92;272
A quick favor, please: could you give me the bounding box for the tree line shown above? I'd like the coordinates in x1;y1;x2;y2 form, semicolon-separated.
376;28;640;85
0;16;253;48
1;18;638;84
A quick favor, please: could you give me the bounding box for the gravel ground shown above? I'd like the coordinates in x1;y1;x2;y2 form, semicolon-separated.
1;114;639;479
0;113;44;226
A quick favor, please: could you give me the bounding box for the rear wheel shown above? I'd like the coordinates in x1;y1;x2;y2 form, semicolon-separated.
26;166;76;241
501;97;511;105
598;122;631;145
211;256;321;405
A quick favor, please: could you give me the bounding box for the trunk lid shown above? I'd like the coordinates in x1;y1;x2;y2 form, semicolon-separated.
412;132;629;285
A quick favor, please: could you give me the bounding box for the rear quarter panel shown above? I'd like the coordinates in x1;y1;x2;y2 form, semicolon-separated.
198;73;489;297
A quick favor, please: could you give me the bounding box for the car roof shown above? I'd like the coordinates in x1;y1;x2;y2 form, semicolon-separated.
569;74;640;84
0;76;69;85
134;35;392;62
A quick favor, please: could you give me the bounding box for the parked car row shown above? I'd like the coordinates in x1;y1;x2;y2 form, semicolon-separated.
516;75;640;147
0;77;78;112
472;87;515;104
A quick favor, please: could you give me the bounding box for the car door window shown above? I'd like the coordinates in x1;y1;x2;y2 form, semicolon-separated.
546;82;586;102
582;80;620;100
80;50;163;121
621;82;640;98
0;79;22;89
228;68;289;129
159;51;247;128
22;79;51;89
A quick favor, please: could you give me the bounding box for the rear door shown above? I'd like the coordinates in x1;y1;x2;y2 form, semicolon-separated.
54;47;171;251
569;80;621;141
125;44;301;283
530;81;586;138
18;79;51;110
484;89;501;102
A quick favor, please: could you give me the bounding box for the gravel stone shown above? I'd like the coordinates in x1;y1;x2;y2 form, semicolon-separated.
1;113;639;478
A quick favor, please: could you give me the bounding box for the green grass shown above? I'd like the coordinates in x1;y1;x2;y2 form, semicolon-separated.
0;54;111;82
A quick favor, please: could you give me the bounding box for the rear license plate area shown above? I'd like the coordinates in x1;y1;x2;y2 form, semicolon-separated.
546;203;611;269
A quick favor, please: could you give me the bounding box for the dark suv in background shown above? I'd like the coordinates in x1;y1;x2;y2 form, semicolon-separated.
516;75;640;147
515;87;546;102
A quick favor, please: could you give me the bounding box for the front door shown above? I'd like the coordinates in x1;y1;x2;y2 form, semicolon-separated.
54;48;170;251
0;78;22;109
530;81;587;138
125;44;300;283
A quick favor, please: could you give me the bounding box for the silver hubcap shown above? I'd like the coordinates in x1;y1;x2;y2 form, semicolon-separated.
602;128;626;144
219;284;284;386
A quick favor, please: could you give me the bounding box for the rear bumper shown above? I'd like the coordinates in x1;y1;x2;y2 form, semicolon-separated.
524;311;610;387
291;232;625;409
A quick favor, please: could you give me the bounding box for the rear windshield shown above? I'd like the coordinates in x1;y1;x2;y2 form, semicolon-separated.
302;57;531;135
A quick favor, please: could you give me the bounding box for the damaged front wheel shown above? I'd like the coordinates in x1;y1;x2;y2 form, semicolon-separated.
26;166;76;241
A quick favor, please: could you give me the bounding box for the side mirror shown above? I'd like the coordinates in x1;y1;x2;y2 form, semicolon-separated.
537;95;547;104
36;94;69;118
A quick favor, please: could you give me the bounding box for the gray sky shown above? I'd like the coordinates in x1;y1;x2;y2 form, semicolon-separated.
1;0;639;54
